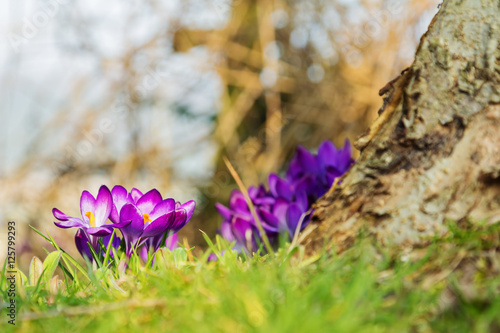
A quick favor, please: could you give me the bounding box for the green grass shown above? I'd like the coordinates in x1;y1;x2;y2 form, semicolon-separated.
2;220;500;332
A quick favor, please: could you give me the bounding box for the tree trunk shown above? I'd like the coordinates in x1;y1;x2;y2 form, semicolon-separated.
305;0;500;254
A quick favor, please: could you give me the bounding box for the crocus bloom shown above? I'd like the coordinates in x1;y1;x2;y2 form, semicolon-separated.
216;140;354;253
216;186;279;254
53;185;114;250
107;187;195;256
54;185;195;262
286;139;354;200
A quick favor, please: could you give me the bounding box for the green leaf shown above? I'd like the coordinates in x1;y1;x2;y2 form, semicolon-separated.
17;269;28;286
41;251;62;286
0;259;7;288
30;227;80;282
173;248;188;267
29;256;44;286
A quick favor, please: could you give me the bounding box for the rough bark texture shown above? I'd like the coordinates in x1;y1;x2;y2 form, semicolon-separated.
305;0;500;254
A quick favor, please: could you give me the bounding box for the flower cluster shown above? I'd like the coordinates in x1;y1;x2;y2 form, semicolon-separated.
53;185;195;261
216;140;354;253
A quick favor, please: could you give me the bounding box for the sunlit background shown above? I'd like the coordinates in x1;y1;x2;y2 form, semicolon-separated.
0;0;440;269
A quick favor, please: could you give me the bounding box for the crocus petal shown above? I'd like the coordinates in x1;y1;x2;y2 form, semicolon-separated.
268;174;279;197
296;191;309;212
325;168;344;186
170;209;187;233
53;208;76;221
257;208;280;232
318;140;337;168
80;191;96;224
286;156;304;181
248;186;258;199
272;199;290;231
136;189;163;215
107;220;133;229
87;226;113;237
252;186;275;205
338;140;354;172
110;185;129;223
112;185;128;202
145;233;163;254
120;203;144;224
139;245;149;263
54;218;86;229
52;208;87;228
178;200;196;221
257;185;267;197
142;211;175;239
219;221;234;243
110;207;119;225
318;139;353;174
129;188;143;204
229;191;250;213
149;198;175;221
119;203;146;255
231;217;255;252
296;146;319;174
165;233;178;250
94;185;113;227
286;203;304;236
215;203;231;220
268;174;293;201
75;228;92;261
111;235;121;250
292;176;312;194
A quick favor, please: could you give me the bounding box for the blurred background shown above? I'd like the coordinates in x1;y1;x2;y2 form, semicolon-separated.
0;0;440;270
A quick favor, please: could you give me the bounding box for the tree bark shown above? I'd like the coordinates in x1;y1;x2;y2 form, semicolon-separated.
305;0;500;254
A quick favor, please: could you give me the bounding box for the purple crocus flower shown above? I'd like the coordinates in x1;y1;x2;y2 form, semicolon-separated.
216;186;279;254
319;140;354;189
107;187;195;256
53;185;114;250
267;173;310;234
54;184;196;262
216;140;354;253
143;200;193;254
286;139;354;199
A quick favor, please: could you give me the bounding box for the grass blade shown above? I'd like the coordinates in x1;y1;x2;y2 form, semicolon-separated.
87;242;103;268
223;156;274;255
103;230;116;268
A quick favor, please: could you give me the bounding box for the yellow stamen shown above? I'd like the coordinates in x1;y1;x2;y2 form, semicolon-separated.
85;211;96;228
143;214;152;224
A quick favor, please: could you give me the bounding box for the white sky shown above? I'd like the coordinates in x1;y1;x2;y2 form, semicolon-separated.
0;0;229;178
